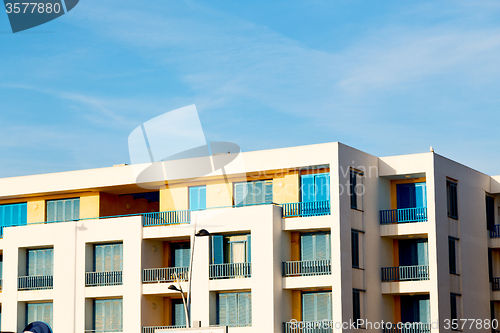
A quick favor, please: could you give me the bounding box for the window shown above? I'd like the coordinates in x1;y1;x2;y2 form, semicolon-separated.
302;291;332;321
211;234;251;264
94;243;123;272
302;172;330;203
189;186;206;210
27;248;53;276
94;299;123;332
301;232;330;261
401;295;429;323
351;230;359;268
349;170;363;209
450;294;461;323
46;198;80;222
489;249;494;282
447;181;458;219
234;180;272;206
172;299;187;327
487;195;495;231
0;202;27;236
353;290;361;327
449;237;458;274
217;292;251;327
26;302;53;328
171;242;190;268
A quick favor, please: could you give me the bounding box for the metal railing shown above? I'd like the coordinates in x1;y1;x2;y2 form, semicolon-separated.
86;271;123;287
381;265;429;282
284;321;333;333
84;330;123;333
142;326;187;333
209;262;251;279
18;275;53;290
143;210;191;226
142;267;189;283
380;207;427;224
382;323;431;333
282;201;330;218
491;225;500;238
493;277;500;291
283;260;331;277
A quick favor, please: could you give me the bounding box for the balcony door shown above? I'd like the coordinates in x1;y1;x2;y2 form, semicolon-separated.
27;248;53;276
172;242;190;268
301;173;330;203
302;291;332;321
301;233;331;261
399;239;428;266
94;243;123;272
172;299;187;327
397;183;426;209
401;295;430;323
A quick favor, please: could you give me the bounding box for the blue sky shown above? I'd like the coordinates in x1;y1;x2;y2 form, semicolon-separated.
1;0;500;177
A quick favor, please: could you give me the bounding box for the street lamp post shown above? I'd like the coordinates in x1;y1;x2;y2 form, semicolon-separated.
167;284;189;328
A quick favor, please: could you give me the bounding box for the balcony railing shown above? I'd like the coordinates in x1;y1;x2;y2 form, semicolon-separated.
143;210;191;226
84;330;123;333
282;201;330;218
142;326;187;333
142;267;189;283
209;262;251;279
18;275;53;290
491;225;500;238
381;265;429;282
382;323;431;333
283;260;331;277
86;271;123;287
380;207;427;224
284;321;333;333
493;277;500;291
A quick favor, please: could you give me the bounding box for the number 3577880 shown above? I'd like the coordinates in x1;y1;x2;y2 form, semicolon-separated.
5;3;62;14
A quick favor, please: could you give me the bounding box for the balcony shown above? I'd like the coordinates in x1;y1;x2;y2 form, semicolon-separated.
493;278;500;291
380;208;427;224
86;271;123;287
491;225;500;238
142;326;186;333
209;262;251;279
142;267;189;283
283;260;331;277
143;210;191;226
382;323;431;333
18;275;53;290
282;201;330;218
283;321;332;333
381;266;429;282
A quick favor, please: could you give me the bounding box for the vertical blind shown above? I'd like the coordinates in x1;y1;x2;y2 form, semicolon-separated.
172;242;190;267
301;233;331;261
27;302;53;328
94;299;123;332
234;180;272;206
302;291;332;321
189;186;206;210
28;248;53;276
211;235;251;264
95;243;123;272
46;198;80;222
218;292;252;327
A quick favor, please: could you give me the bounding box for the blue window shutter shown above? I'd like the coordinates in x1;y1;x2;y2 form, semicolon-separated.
212;235;224;264
234;183;246;206
199;186;207;210
317;173;330;201
315;233;328;260
415;183;427;208
419;297;430;323
45;249;53;276
95;245;104;272
46;201;56;222
228;293;237;326
28;250;36;276
264;180;273;203
247;234;251;262
316;292;330;320
104;245;112;271
112;299;123;331
189;186;206;210
1;203;28;227
172;242;190;268
302;293;315;321
301;234;314;261
301;175;315;202
218;294;227;325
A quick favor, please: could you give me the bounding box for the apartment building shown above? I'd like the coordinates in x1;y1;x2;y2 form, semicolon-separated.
0;142;499;333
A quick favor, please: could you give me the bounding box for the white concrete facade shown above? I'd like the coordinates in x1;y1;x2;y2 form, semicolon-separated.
0;142;498;333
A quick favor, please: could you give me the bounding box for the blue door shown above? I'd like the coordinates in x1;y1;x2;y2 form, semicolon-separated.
301;173;330;216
